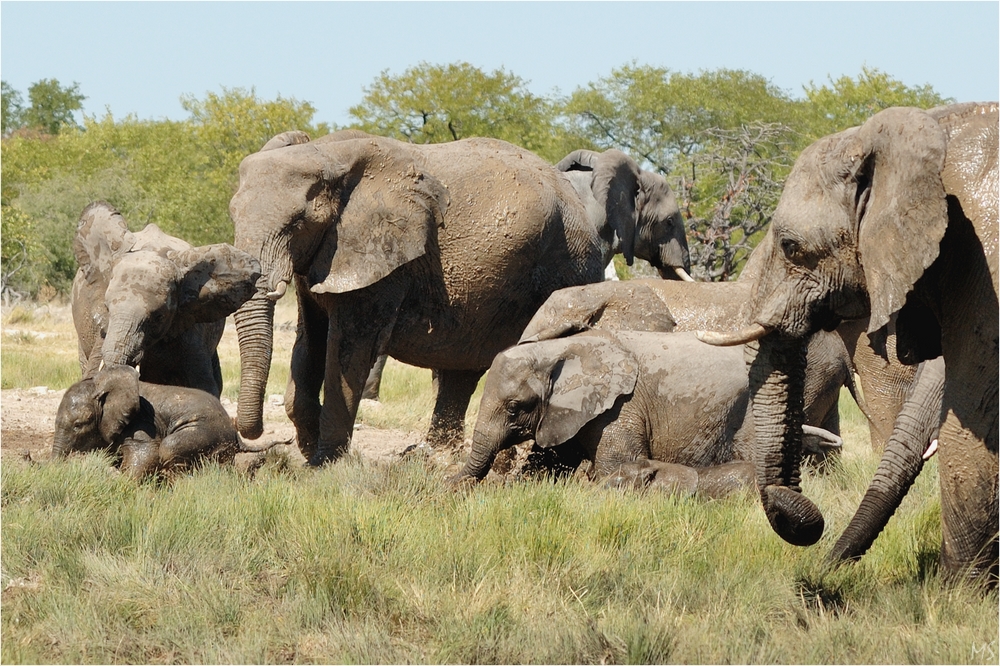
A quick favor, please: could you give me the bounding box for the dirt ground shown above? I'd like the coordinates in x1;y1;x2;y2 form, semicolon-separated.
0;385;425;466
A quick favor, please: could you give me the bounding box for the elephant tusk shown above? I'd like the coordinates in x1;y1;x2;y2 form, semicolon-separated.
696;323;770;346
802;424;843;449
674;266;695;282
265;280;288;301
922;439;939;460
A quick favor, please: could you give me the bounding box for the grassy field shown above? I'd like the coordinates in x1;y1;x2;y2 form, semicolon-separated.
2;301;997;664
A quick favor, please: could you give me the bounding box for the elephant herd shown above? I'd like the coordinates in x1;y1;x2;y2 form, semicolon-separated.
51;103;998;586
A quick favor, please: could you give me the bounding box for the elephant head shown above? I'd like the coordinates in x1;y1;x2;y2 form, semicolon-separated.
74;202;261;384
229;131;449;438
53;365;141;458
458;333;639;480
556;149;692;280
697;104;998;548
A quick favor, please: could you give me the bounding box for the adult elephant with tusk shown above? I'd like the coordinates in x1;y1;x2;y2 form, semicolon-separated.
555;148;693;281
698;103;998;583
230;131;616;464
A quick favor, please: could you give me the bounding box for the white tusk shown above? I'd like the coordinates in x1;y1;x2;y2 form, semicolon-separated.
265;280;288;301
802;424;843;449
922;439;939;460
674;266;695;282
696;323;770;346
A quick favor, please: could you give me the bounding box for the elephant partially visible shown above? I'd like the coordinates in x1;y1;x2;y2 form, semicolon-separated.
230;131;612;465
698;103;998;582
555;149;692;280
52;366;280;479
450;330;843;494
72;202;261;397
521;277;865;455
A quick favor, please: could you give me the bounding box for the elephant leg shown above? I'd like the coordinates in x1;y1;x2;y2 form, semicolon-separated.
312;285;404;465
937;410;999;585
427;368;485;450
362;354;388;401
119;436;161;479
286;284;328;462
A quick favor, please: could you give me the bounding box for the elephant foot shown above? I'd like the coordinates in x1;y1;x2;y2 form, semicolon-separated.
306;440;350;467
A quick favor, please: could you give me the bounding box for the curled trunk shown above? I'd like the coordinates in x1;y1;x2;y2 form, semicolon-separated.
234;296;276;439
828;357;946;563
746;335;825;547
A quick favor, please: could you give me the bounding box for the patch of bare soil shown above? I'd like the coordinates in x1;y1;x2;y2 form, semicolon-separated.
0;388;427;467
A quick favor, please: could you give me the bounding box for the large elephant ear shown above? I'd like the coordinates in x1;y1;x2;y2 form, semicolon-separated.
555;149;602;172
535;335;639;449
172;244;262;326
851;107;949;334
93;365;141;443
592;150;641;265
74;201;136;282
309;142;450;294
261;130;311;152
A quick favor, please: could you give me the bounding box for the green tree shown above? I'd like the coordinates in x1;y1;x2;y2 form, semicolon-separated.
803;66;952;136
19;79;85;135
1;81;25;136
348;62;567;159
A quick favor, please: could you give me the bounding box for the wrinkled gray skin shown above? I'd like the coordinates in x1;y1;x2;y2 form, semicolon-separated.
360;147;692;403
828;356;944;563
72;202;261;397
450;330;843;495
52;366;279;479
521;277;866;464
231;131;609;465
555;149;692;280
699;103;998;582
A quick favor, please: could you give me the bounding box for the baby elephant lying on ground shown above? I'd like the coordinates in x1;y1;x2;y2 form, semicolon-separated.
449;330;841;497
53;366;281;478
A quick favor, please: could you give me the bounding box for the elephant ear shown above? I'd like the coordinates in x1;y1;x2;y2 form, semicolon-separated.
93;365;141;443
535;335;639;449
74;201;136;283
261;130;311;152
555;149;601;172
592;150;641;265
172;244;262;326
309;144;450;294
851;107;949;334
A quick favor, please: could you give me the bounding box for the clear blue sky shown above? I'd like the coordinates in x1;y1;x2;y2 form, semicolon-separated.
2;1;998;128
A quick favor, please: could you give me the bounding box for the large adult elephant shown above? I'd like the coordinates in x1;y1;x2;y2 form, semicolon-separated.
230;132;609;464
555;148;692;280
698;103;998;583
72;201;261;397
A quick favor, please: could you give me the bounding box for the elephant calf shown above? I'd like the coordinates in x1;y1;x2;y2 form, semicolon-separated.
53;366;279;479
450;330;841;496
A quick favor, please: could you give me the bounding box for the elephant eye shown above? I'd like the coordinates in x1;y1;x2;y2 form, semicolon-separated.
780;238;801;261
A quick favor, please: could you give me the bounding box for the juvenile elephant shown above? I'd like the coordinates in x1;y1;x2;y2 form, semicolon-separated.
230;131;616;464
72;202;261;397
450;331;843;495
555;148;693;280
698;103;998;582
520;277;865;450
52;366;280;479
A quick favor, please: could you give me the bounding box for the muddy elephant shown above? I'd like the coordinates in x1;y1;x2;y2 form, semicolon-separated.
699;103;998;582
72;202;261;397
52;366;280;479
450;330;843;495
521;276;866;454
230;131;614;465
555;148;692;280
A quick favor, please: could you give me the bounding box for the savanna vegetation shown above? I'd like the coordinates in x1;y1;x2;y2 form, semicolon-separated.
2;64;949;299
3;64;992;664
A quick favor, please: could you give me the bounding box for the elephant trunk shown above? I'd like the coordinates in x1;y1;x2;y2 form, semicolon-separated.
828;357;946;563
746;335;825;547
101;313;145;368
456;414;512;481
234;294;276;439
